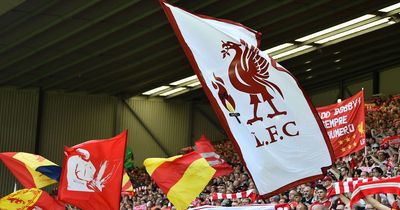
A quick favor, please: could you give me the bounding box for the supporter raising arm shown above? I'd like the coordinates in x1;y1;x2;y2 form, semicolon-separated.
364;195;391;210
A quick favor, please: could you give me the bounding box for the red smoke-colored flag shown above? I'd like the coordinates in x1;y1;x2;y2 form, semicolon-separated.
194;135;233;177
317;90;366;158
58;131;127;210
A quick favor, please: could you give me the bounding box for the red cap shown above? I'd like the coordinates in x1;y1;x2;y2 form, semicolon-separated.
323;176;332;181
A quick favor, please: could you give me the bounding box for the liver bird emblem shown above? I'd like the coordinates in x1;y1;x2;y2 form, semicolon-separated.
221;40;287;125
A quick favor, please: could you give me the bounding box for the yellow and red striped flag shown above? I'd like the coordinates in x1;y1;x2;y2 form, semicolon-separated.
144;151;215;210
121;171;133;195
0;152;60;189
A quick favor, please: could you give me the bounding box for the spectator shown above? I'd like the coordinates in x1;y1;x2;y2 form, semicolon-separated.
339;167;350;180
372;166;384;178
310;186;331;209
302;186;314;207
322;176;333;189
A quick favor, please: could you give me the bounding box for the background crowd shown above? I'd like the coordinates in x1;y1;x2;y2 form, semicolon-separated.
118;95;400;210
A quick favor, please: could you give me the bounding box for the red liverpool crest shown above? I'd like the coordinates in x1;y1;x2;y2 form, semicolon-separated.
221;40;287;125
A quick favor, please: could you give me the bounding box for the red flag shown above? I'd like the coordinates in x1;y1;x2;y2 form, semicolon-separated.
194;135;233;177
58;131;127;210
317;90;366;158
35;190;65;210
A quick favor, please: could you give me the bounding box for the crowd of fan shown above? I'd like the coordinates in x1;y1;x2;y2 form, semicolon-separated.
120;95;400;210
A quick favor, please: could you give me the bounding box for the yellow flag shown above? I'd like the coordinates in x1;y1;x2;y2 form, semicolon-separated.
144;152;215;210
0;188;42;210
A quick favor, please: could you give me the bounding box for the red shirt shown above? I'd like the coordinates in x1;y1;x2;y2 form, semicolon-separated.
310;199;332;209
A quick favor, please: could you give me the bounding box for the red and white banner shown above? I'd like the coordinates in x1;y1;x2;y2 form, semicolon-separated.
58;131;127;210
317;90;366;158
327;177;377;197
194;135;233;177
380;135;400;145
211;190;255;201
160;1;333;196
350;176;400;208
190;205;277;210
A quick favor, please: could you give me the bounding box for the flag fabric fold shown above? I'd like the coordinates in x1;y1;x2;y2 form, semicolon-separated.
144;151;216;210
0;152;60;189
160;0;333;196
58;131;127;210
0;188;64;210
317;90;366;158
350;176;400;208
194;135;233;177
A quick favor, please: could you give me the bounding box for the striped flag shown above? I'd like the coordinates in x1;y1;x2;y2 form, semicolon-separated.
121;172;133;195
211;190;255;201
380;135;400;145
350;176;400;208
327;177;377;197
0;152;60;189
144;151;215;210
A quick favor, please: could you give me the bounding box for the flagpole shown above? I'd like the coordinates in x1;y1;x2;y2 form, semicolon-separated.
362;87;366;158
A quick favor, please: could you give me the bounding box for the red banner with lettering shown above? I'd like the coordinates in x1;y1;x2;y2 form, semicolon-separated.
317;90;366;158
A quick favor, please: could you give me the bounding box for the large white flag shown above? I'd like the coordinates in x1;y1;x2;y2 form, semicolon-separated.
160;1;334;196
